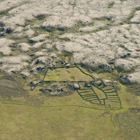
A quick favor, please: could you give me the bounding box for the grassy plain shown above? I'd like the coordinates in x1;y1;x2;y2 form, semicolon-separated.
0;70;140;140
44;67;92;81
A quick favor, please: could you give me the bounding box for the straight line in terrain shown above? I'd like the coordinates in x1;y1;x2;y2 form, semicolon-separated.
0;101;112;111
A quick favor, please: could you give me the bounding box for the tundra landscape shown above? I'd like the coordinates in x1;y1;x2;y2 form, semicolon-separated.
0;0;140;140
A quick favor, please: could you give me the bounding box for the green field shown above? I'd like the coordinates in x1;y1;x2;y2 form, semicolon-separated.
0;71;140;140
0;89;140;140
44;67;92;81
0;103;115;140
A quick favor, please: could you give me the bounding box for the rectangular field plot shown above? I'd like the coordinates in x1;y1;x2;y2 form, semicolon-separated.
44;67;92;82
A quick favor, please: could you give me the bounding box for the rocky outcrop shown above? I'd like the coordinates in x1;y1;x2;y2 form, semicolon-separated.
29;34;48;44
115;58;140;72
120;72;140;84
18;43;31;52
0;38;15;55
0;0;139;85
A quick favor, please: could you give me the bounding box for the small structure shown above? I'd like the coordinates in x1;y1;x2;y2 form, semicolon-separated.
32;65;122;109
73;83;80;90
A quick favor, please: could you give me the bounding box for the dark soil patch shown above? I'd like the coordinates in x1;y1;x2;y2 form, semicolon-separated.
126;84;140;96
0;76;27;99
0;75;44;106
112;108;140;140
